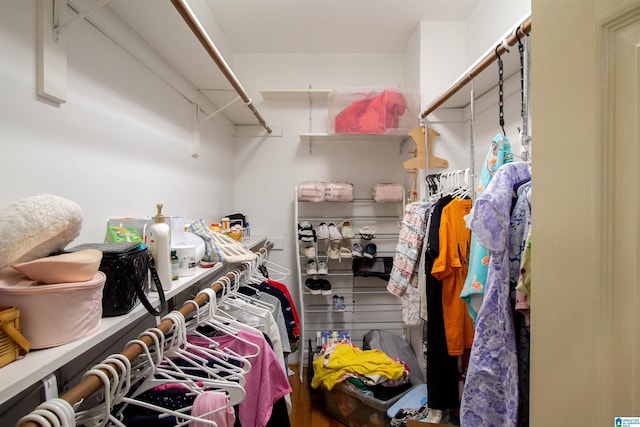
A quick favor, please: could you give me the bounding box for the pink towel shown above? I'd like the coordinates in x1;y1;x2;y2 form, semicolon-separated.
191;391;236;427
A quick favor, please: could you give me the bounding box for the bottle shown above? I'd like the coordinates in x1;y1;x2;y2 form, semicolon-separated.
149;203;172;291
171;249;179;281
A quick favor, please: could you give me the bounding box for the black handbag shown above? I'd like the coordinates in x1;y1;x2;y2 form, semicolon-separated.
66;242;167;317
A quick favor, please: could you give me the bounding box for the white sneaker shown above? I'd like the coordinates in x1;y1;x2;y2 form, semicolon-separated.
302;245;316;258
317;260;328;275
317;222;330;240
328;223;342;241
306;259;318;275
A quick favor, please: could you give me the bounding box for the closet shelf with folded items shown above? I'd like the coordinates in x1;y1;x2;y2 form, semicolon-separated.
294;182;408;382
17;241;299;427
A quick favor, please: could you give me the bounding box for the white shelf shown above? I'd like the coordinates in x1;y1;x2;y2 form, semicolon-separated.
299;133;410;143
0;235;267;407
260;89;332;101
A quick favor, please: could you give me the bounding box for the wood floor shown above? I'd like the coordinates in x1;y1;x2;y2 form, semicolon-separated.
288;364;345;427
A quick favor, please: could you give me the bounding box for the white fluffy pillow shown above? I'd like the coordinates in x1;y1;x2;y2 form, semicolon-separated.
0;194;83;269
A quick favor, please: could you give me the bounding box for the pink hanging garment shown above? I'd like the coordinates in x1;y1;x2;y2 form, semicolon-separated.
191;390;236;427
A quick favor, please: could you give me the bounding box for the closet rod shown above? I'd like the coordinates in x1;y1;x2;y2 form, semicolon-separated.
170;0;272;134
420;16;532;118
20;241;274;427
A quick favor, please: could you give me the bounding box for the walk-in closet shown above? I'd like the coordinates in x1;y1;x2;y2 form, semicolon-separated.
1;0;639;426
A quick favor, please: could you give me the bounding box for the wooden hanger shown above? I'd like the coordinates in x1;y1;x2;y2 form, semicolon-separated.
403;125;449;170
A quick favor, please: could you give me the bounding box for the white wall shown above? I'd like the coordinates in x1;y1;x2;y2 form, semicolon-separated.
0;0;237;245
466;0;531;65
230;53;417;304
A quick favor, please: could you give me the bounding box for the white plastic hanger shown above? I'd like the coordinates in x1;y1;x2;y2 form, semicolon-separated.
114;314;245;426
197;288;262;359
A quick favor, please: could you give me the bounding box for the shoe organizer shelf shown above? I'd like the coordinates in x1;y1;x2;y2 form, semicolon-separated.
294;187;407;381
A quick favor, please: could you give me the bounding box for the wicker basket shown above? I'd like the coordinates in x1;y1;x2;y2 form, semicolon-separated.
0;307;31;368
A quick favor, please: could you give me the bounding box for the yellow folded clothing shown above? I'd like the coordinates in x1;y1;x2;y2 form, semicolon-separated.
311;343;406;391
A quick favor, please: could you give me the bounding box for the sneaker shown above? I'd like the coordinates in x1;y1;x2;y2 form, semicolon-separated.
317;222;330;240
363;243;377;259
424;409;449;424
317;278;332;295
306;259;317;275
359;225;376;240
317;259;328;275
339;247;352;262
305;278;321;295
328;223;342;241
333;295;346;312
302;245;316;258
340;220;355;239
298;221;313;231
327;245;340;260
352;243;364;257
298;228;317;242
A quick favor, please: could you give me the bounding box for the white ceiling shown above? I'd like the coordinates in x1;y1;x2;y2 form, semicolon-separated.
102;0;484;125
201;0;481;54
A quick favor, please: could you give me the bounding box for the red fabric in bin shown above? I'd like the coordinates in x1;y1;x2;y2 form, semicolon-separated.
334;89;408;134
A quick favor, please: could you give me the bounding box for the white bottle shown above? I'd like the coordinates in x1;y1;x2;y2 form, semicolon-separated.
149;203;172;291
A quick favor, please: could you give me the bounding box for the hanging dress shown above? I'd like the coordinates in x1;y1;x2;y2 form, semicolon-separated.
460;134;513;323
460;161;531;427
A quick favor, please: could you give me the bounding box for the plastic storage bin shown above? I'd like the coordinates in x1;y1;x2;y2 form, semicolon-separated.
329;87;419;135
324;379;418;427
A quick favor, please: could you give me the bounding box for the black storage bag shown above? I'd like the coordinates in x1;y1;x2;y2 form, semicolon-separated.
66;242;166;317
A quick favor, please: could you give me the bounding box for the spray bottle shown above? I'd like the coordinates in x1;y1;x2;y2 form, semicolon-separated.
149;203;172;291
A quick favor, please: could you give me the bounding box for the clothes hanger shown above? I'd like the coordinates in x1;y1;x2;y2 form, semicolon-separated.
33;399;76;427
182;299;253;379
115;314;245;426
217;270;270;324
155;311;248;389
196;288;262;359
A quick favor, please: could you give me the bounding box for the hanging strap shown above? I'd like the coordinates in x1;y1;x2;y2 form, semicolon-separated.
495;45;506;136
140;251;167;317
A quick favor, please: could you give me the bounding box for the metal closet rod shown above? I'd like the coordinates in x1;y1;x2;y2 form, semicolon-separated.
20;242;274;427
170;0;272;134
420;16;532;118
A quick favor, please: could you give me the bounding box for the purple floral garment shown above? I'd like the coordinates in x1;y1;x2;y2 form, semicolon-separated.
460;162;531;427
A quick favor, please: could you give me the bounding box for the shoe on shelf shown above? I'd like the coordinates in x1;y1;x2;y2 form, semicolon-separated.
340;220;355;239
317;278;332;295
317;259;329;275
305;278;321;295
317;222;329;240
298;228;317;243
327;245;340;260
302;245;316;258
339;247;352;262
363;243;377;259
352;243;364;257
328;223;342;241
359;225;376;240
298;221;313;231
333;295;346;312
306;259;318;275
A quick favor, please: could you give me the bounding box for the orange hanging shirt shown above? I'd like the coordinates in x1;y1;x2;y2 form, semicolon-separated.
431;197;475;356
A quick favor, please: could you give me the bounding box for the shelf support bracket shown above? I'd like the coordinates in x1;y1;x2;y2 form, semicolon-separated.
196;93;241;126
53;0;112;40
